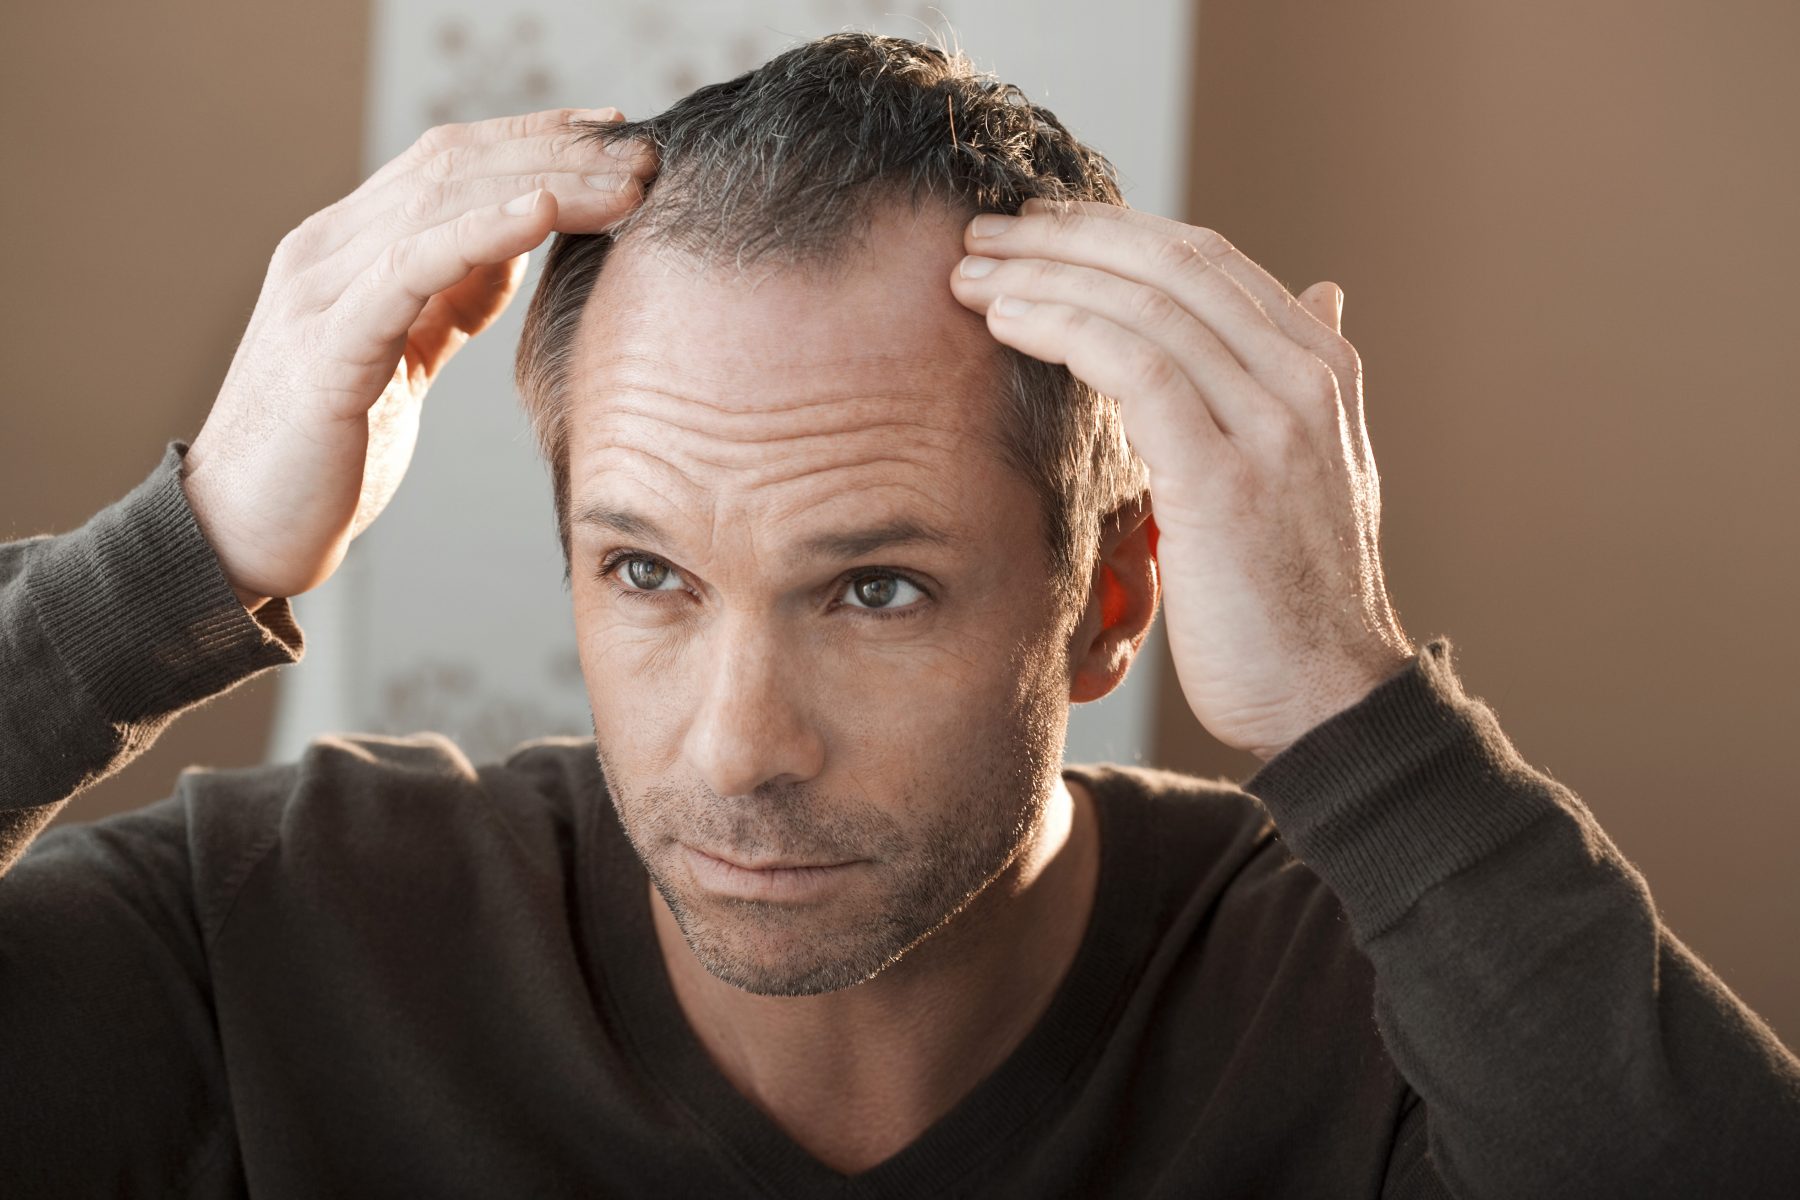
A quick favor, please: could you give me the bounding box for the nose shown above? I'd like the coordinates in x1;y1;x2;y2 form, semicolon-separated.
682;615;826;799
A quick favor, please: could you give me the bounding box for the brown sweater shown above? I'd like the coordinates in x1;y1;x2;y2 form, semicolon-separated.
1;439;1795;1198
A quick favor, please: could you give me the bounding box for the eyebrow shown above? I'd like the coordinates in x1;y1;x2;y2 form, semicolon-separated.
572;504;961;561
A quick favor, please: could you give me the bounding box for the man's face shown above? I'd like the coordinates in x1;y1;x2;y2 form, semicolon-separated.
565;203;1078;997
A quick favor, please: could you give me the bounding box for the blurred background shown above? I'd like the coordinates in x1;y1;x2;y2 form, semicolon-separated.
3;0;1796;1042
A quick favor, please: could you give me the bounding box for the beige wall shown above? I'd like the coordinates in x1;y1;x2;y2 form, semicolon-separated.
1154;0;1800;1043
1;1;370;825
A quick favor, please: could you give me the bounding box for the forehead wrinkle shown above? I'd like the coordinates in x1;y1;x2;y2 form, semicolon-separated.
584;349;993;413
772;479;959;532
586;443;707;493
586;420;959;482
750;453;941;492
581;374;976;441
599;404;960;449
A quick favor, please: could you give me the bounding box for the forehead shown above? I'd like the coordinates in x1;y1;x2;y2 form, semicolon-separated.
563;203;1028;544
573;202;998;420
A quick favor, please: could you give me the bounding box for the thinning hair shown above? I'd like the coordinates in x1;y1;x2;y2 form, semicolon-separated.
514;31;1150;616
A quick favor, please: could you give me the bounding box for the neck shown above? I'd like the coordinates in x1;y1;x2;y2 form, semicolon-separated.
649;771;1101;1174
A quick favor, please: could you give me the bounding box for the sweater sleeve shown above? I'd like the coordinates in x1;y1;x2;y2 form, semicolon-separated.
1243;636;1800;1199
0;439;303;875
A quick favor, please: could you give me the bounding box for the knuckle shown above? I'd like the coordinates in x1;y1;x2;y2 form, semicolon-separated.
1124;284;1179;330
286;261;333;311
1018;257;1063;292
1058;303;1094;338
1156;236;1207;277
271;220;319;272
372;239;406;288
1036;198;1081;227
398;182;448;228
300;203;338;235
270;226;303;269
1128;343;1181;393
1252;402;1309;461
1191;226;1235;261
423;145;465;184
1300;355;1340;403
414;121;462;155
491;112;541;143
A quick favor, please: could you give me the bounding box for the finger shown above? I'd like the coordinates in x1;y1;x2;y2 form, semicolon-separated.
971;207;1318;396
323;188;558;411
303;165;646;299
329;127;652;247
353;106;629;202
979;294;1230;490
1298;281;1343;334
1020;199;1352;367
406;254;532;379
951;254;1277;439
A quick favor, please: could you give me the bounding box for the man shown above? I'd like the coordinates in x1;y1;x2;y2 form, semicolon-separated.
1;31;1794;1198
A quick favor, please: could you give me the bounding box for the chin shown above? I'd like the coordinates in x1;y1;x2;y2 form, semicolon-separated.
652;870;933;998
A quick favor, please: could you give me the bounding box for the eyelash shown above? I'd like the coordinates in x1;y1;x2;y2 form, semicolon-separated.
594;550;929;622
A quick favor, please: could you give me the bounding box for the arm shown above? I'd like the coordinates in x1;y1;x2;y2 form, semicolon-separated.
1;106;655;856
0;441;300;1190
1246;637;1800;1199
0;439;302;874
944;200;1799;1196
0;105;651;1190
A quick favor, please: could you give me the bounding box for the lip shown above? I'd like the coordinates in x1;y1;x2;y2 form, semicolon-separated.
681;844;866;902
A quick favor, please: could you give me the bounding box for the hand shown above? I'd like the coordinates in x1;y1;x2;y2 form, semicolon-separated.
180;106;654;610
951;200;1414;762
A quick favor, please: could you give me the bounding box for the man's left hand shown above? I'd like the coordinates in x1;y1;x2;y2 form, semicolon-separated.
951;200;1415;762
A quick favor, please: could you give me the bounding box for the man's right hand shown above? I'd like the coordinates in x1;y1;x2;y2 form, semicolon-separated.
180;107;652;611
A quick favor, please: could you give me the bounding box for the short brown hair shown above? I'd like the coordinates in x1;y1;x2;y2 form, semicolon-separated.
514;32;1149;613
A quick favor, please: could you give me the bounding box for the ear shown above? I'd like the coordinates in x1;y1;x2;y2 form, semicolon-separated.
1067;495;1160;704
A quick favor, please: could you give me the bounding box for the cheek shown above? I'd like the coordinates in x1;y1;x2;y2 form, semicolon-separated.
573;592;1062;771
575;614;691;773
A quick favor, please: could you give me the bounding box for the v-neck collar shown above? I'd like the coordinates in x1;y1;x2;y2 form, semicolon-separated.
580;763;1161;1199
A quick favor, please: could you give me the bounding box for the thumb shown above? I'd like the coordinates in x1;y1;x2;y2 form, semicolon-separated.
1298;281;1344;334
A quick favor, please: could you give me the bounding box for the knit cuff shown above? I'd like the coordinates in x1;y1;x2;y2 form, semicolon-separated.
1242;636;1564;942
26;440;304;725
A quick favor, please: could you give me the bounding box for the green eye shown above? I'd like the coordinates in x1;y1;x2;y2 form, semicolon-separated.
623;557;678;590
845;573;923;609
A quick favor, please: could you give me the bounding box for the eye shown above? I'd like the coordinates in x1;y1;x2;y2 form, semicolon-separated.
840;572;925;611
609;554;683;592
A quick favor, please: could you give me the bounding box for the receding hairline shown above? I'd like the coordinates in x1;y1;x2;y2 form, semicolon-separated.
512;30;1151;608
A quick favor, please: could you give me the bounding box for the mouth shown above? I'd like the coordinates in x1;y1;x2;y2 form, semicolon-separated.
681;844;867;902
697;847;858;871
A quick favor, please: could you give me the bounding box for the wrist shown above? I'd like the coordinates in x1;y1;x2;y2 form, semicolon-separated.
1252;646;1418;763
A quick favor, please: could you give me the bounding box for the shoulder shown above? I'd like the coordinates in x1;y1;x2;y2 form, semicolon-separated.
177;730;602;822
1073;760;1369;978
170;731;604;930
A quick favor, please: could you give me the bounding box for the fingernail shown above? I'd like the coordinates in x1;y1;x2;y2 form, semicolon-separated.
993;295;1033;317
503;189;542;216
959;255;998;279
584;172;632;192
970;214;1015;238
